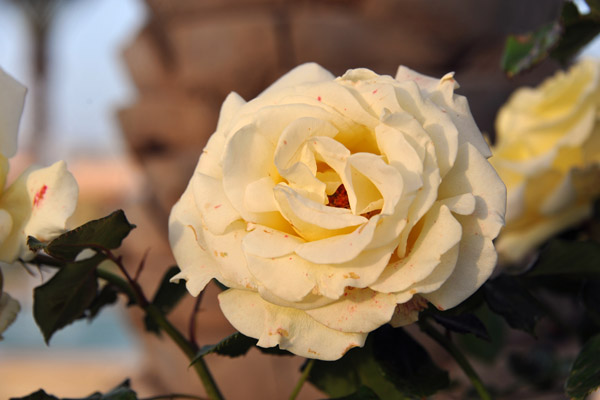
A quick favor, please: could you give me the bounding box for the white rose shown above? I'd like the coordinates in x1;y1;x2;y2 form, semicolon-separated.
491;59;600;263
169;63;506;360
0;68;79;262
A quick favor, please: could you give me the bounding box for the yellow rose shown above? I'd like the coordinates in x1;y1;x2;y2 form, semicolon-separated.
169;63;506;360
0;68;79;262
491;59;600;263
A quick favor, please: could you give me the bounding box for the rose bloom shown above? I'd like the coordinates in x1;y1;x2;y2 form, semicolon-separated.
0;68;78;338
491;59;600;263
169;63;506;360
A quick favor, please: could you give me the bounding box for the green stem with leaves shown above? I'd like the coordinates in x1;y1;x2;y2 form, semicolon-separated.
98;269;224;400
289;358;315;400
420;319;492;400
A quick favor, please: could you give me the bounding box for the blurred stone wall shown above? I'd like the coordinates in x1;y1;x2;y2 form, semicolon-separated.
117;0;563;398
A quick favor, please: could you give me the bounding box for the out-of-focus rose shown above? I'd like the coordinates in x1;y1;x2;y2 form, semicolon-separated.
0;68;79;263
491;59;600;263
169;63;506;360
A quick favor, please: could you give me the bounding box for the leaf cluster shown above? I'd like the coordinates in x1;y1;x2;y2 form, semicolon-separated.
502;0;600;76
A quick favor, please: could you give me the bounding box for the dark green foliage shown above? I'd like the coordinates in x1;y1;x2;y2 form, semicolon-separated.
27;210;135;261
144;266;188;335
33;254;105;343
566;334;600;399
483;275;545;335
308;326;449;399
10;380;137;400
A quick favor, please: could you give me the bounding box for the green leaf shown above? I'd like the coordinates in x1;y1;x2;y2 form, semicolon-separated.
10;390;59;400
430;312;490;341
85;284;119;320
372;325;449;397
458;304;507;363
308;348;362;398
192;332;257;363
144;266;187;335
551;2;600;64
308;326;449;399
28;210;135;261
582;279;600;323
501;21;561;77
33;254;105;344
526;239;600;278
329;386;381;400
483;275;545;335
9;381;137;400
565;334;600;399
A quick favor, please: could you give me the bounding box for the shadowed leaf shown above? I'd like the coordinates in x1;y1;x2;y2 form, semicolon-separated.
33;253;105;343
328;386;380;400
28;210;135;261
526;239;600;278
192;332;257;363
144;266;187;335
566;334;600;399
10;390;59;400
483;275;545;335
308;326;449;399
501;22;561;77
430;312;490;341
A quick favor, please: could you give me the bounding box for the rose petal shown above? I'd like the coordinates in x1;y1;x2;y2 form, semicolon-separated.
424;213;497;310
370;204;462;293
273;184;366;241
242;224;304;258
219;289;367;360
438;143;506;239
396;65;491;159
259;62;335;97
170;183;256;292
244;177;279;213
24;161;79;242
247;239;396;301
306;288;398;333
192;172;241;235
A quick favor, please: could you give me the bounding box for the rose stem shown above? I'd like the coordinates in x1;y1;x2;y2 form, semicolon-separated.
96;267;224;400
420;319;492;400
289;358;315;400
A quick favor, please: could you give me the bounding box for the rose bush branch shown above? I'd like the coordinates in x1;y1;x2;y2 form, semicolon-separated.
420;318;492;400
26;210;224;400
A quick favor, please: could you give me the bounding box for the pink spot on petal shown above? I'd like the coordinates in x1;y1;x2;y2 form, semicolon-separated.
372;89;378;94
214;204;222;209
317;96;322;102
33;185;48;207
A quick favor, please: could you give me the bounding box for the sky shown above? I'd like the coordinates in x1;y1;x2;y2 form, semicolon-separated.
0;0;599;165
0;0;147;162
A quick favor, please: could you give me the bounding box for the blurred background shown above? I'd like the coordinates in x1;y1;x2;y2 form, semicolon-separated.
0;0;599;398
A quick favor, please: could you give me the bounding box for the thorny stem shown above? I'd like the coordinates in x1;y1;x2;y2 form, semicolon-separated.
420;319;492;400
100;247;149;307
134;248;150;282
289;358;315;400
97;259;224;400
189;290;204;349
